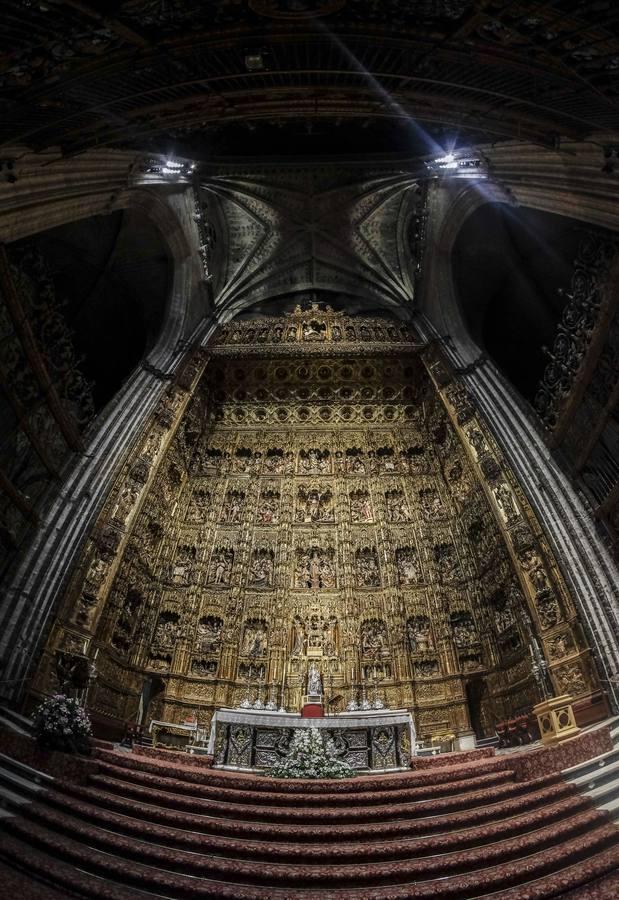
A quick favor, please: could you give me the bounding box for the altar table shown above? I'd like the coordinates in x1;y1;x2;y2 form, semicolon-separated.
208;707;415;772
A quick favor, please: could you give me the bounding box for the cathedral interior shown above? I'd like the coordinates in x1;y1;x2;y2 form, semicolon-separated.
1;1;619;897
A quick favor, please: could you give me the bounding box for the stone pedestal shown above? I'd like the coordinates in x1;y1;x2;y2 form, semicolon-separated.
533;695;580;745
455;730;477;751
301;694;324;717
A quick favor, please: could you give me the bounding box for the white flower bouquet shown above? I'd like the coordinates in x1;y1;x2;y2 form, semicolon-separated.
269;727;355;779
33;693;92;754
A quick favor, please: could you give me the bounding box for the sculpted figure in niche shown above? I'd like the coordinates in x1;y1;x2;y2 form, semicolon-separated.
291;617;306;656
350;490;373;523
536;593;561;629
301;448;329;474
548;632;574;660
434;542;460;580
361;619;388;657
113;480;140;521
264;449;285;474
419;487;444;520
415;660;439;678
187;489;210;523
257;490;279;524
209;549;233;585
191;659;217;677
396;547;420;585
196;616;223;654
297;487;334;523
378;448;396;473
530;566;551;595
248;548;274;589
466;427;487;458
295;547;336;590
323;617;337;656
84;554;107;591
450;612;477;648
493;597;516;633
307;614;324;652
386;490;410;523
355;548;381;588
346;450;366;474
232;450;252;474
171;544;195;585
148;653;171;673
407;616;433;652
154;613;180;649
220;491;244;524
307;662;323;695
242;620;267;657
556;663;587;696
303;319;326;340
494;483;519;523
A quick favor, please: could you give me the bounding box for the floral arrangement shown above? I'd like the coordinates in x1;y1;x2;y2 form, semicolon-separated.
33;693;92;754
269;727;356;779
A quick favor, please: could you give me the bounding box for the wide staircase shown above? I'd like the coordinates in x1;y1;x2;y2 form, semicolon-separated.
0;743;618;898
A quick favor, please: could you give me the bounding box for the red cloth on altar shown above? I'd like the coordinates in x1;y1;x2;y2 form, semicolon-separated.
301;703;324;718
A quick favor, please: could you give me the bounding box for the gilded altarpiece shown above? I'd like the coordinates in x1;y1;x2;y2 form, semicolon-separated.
32;307;600;741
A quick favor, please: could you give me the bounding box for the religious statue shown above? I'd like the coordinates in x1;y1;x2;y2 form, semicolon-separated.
347;453;366;474
297;487;333;523
396;547;419;585
350;491;372;523
494;483;519;522
248;550;274;588
196;617;223;653
307;662;322;696
530;566;551;594
355;549;381;588
243;620;267;656
291;618;305;656
323;617;337;656
451;613;477;648
221;491;243;524
209;549;233;585
386;491;409;522
257;492;279;524
407;616;433;652
361;620;387;657
295;547;335;589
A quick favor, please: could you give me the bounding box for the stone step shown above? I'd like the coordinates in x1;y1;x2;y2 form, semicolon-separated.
54;775;578;842
85;768;560;825
1;810;618;898
0;705;33;730
92;755;515;808
14;800;612;886
36;786;595;864
95;746;508;793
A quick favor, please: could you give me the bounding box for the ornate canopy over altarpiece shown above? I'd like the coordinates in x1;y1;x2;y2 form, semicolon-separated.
31;305;600;742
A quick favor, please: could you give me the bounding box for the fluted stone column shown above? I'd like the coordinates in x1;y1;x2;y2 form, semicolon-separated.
414;179;619;710
0;174;215;703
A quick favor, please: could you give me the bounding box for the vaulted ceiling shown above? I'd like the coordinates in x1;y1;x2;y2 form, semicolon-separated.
204;165;422;314
2;1;619;159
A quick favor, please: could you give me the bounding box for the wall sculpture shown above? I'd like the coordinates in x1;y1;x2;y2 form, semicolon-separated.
31;305;601;742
